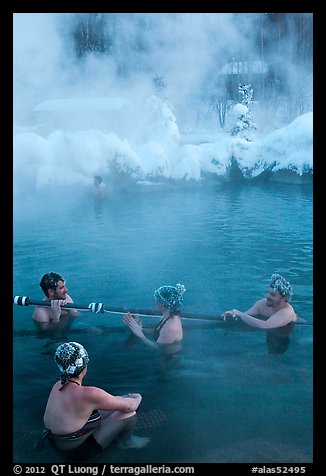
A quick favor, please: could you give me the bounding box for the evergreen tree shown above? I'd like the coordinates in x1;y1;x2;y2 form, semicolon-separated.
230;84;257;141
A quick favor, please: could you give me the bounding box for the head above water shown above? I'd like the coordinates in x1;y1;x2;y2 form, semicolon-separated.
40;272;65;297
54;342;89;385
154;283;186;312
269;274;293;302
94;175;103;185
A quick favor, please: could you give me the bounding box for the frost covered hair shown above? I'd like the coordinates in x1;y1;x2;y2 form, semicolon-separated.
154;283;186;312
54;342;89;386
269;274;293;302
40;272;64;297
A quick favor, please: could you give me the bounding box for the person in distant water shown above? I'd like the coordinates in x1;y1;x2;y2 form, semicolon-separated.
32;272;77;330
93;175;105;199
222;274;297;329
123;284;186;353
39;342;148;453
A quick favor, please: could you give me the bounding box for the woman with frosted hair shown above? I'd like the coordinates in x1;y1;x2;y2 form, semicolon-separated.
38;341;149;453
123;283;186;352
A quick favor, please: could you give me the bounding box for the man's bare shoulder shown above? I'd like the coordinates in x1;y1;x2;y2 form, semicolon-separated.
32;305;50;322
281;303;297;320
255;298;267;306
246;298;268;316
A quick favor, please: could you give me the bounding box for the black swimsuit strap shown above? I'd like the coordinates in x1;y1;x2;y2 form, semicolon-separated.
59;379;80;391
153;316;171;341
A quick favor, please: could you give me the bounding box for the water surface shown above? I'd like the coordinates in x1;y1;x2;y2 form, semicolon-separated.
13;181;313;463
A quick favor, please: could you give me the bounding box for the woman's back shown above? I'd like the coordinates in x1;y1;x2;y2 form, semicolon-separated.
44;380;95;434
156;314;183;344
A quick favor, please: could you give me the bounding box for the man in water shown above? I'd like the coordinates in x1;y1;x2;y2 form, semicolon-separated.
93;175;105;199
32;272;77;329
222;273;297;329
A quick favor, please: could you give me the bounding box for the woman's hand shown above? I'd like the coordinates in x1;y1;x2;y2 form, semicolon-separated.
123;312;144;338
119;393;143;412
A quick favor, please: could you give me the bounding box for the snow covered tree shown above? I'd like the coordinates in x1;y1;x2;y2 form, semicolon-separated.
239;84;254;106
230;84;257;141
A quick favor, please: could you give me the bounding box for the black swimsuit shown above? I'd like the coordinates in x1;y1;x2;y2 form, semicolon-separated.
49;410;102;440
153;316;171;341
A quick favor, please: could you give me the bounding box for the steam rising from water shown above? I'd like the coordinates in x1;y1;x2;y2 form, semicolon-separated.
13;13;313;212
14;13;246;123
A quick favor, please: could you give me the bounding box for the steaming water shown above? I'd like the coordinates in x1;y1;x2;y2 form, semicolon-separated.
13;181;313;463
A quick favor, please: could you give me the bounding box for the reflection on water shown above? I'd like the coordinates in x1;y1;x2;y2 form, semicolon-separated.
156;350;183;383
33;314;74;337
94;197;104;221
266;323;295;355
13;183;313;463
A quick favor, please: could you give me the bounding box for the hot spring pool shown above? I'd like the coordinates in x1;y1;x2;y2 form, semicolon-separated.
13;181;313;463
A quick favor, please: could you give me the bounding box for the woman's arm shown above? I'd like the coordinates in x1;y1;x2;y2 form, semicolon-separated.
86;387;142;413
123;312;159;349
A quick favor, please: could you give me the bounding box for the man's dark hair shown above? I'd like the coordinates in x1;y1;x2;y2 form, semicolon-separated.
40;272;64;297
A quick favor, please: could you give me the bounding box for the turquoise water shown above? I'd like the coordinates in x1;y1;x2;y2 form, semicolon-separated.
13;181;313;463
